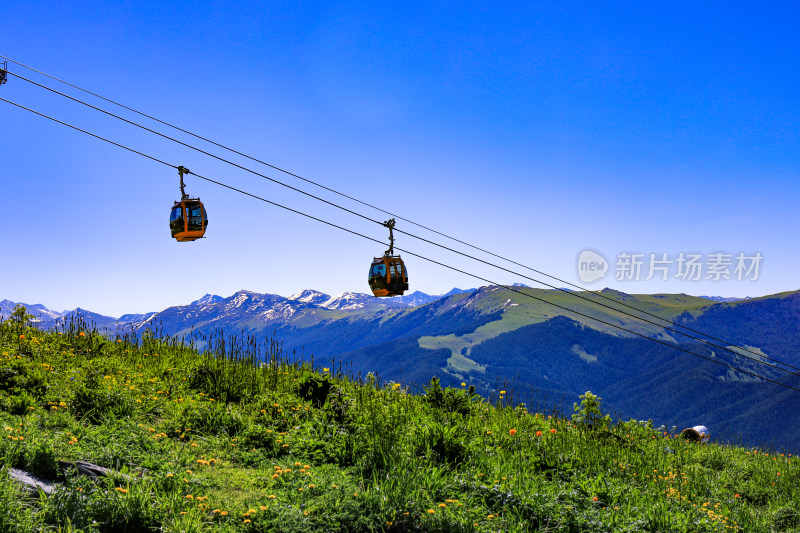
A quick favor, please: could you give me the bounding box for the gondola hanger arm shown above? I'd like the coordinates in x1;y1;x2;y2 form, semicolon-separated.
383;218;396;256
178;165;190;199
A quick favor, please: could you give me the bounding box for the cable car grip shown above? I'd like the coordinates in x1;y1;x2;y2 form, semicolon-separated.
383;218;396;256
178;165;191;199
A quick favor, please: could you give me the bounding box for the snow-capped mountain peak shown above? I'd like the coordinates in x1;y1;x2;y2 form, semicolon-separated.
227;290;263;308
191;294;224;307
321;292;375;310
288;290;331;306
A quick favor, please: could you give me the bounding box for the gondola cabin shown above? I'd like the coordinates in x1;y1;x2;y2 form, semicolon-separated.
368;256;408;297
169;199;208;242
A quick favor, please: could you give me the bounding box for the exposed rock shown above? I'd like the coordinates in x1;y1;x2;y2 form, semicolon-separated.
8;468;55;495
7;460;130;496
59;460;115;479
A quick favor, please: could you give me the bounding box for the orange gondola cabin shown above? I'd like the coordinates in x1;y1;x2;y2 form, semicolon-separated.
368;255;408;297
170;199;208;241
368;219;409;297
169;166;208;242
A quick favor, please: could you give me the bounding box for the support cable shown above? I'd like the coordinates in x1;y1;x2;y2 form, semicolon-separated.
2;60;784;371
2;91;798;378
6;72;797;376
1;59;784;372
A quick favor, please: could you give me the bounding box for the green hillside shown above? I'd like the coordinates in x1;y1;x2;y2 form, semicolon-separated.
331;289;800;452
417;288;716;381
675;290;800;365
1;310;799;532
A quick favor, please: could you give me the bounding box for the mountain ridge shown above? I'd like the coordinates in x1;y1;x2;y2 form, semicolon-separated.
3;288;799;449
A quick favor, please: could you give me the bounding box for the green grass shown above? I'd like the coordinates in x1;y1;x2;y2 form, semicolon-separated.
0;309;798;532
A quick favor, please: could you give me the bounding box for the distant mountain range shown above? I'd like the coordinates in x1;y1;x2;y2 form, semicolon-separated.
3;287;800;451
0;288;472;327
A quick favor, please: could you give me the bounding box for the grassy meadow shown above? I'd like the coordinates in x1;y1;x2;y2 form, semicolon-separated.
0;307;798;532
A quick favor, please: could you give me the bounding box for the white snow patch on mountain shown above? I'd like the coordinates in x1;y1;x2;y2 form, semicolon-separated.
191;294;224;306
230;290;260;307
260;304;297;320
288;290;331;306
321;292;373;310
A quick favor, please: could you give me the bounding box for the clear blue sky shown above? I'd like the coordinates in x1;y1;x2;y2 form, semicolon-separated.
2;1;799;317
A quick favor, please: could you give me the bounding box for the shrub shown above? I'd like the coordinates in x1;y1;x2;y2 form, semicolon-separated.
2;390;38;416
0;362;47;398
572;391;610;431
423;377;477;416
417;423;472;467
297;371;332;407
